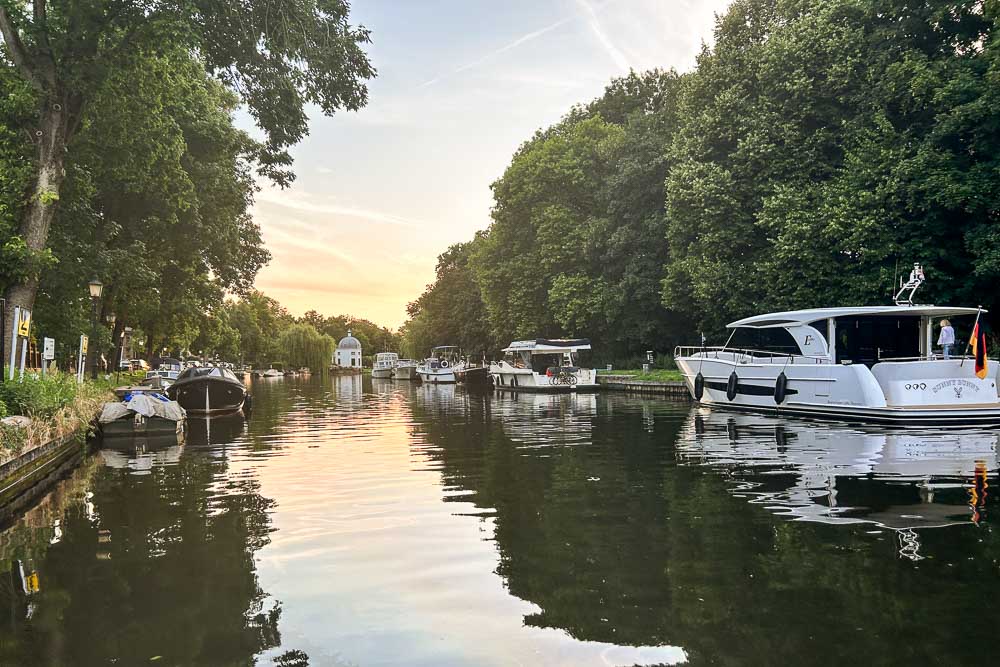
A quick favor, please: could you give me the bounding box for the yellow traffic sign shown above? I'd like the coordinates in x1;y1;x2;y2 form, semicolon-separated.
16;309;30;337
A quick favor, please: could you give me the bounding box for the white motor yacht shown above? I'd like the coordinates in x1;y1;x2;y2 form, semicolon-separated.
372;352;399;379
490;339;597;391
394;359;418;380
417;346;461;384
675;267;998;425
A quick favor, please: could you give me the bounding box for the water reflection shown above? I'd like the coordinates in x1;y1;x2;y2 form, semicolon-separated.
0;381;997;665
679;408;997;552
99;432;185;475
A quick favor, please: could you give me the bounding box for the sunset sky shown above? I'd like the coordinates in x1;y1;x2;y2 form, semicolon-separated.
250;0;732;329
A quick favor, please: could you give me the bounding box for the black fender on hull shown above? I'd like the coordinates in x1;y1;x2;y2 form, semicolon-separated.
726;372;739;401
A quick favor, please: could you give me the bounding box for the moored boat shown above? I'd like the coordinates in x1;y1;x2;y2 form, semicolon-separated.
455;363;492;388
394;359;418;380
674;267;999;425
99;394;186;438
372;352;399;379
490;339;598;392
140;368;180;391
166;366;248;414
417;346;461;384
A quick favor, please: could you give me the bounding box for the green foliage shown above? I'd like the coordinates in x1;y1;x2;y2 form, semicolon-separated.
402;240;493;358
0;421;26;450
1;0;374;362
662;0;1000;335
0;0;374;186
0;372;78;418
277;323;336;373
403;0;1000;353
596;368;683;382
3;49;278;361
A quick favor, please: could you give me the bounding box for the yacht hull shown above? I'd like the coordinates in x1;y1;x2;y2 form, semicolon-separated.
371;367;394;379
166;377;246;415
490;365;598;392
417;368;456;384
677;354;1000;426
394;365;417;380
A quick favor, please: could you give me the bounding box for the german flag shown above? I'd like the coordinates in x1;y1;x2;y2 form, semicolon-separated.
970;321;989;380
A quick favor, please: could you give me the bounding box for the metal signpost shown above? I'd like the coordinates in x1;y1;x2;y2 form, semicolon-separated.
17;308;31;382
8;306;23;381
42;337;55;376
17;309;30;380
77;335;89;384
0;298;5;384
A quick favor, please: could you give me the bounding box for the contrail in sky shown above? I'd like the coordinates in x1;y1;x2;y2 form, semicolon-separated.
420;16;576;87
574;0;631;71
420;0;622;87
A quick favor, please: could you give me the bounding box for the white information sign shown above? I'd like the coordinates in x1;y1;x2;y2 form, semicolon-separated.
77;335;88;384
43;337;55;360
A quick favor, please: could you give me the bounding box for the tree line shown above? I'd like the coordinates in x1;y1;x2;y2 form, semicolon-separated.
212;291;401;370
402;0;1000;363
0;1;374;370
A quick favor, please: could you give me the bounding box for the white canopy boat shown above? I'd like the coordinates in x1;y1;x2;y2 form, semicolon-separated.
417;346;462;384
372;352;399;379
490;339;598;392
675;271;998;425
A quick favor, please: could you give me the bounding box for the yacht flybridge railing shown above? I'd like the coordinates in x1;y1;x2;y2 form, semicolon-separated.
878;354;976;362
673;346;830;364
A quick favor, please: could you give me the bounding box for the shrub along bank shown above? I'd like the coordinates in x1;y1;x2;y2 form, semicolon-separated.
0;372;115;459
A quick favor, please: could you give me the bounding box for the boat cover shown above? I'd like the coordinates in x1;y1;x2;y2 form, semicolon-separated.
100;394;186;424
536;338;591;347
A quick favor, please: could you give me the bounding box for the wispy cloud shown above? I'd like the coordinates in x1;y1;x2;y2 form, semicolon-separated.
255;188;430;228
261;224;358;266
574;0;630;71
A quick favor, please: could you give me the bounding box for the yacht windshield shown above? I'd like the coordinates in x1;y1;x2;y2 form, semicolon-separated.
727;327;801;356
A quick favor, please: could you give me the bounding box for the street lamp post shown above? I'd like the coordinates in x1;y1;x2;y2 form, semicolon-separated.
88;278;103;379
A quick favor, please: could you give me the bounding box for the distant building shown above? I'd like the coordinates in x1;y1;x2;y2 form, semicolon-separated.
334;330;362;368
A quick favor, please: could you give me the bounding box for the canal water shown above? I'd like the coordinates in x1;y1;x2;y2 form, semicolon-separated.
0;376;997;666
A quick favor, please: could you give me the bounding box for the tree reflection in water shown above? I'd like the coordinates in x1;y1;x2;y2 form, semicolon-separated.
0;420;302;667
409;389;1000;665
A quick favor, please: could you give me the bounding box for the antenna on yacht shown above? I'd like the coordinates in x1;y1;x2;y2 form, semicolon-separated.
894;263;925;306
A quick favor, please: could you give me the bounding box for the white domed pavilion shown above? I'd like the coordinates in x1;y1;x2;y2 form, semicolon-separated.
334;330;362;368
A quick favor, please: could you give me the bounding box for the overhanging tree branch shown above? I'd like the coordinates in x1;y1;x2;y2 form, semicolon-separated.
0;4;45;91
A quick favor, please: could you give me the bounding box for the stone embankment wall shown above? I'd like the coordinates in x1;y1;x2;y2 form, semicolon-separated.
597;375;691;398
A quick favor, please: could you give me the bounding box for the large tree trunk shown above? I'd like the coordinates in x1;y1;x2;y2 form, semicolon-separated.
2;99;72;331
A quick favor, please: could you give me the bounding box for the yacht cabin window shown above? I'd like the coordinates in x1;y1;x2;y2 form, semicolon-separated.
504;349;587;372
727;327;801;357
833;315;921;366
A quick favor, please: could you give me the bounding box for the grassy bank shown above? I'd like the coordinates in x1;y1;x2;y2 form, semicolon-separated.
0;371;122;461
597;368;684;382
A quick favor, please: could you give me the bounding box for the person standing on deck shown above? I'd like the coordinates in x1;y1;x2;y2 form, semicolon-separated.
938;319;956;359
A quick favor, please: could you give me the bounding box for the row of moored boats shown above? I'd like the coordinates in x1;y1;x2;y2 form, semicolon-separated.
372;339;598;392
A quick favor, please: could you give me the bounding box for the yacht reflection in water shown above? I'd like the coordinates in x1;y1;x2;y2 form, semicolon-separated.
679;408;996;558
491;390;598;447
